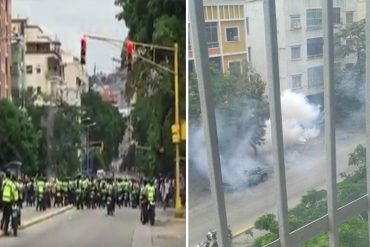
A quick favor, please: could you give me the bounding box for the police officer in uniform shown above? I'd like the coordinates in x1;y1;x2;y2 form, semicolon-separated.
1;171;15;235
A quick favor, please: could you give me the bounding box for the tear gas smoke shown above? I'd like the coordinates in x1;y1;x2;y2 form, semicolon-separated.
189;90;322;191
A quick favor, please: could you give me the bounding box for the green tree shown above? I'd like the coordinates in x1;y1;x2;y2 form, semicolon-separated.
81;91;126;168
189;62;269;155
334;20;365;120
0;99;40;175
114;0;185;176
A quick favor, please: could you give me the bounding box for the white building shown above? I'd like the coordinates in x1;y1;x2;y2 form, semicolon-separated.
12;19;88;106
245;0;358;104
61;51;88;106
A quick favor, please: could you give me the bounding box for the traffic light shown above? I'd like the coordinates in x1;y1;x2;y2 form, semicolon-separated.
80;36;87;65
171;124;180;144
125;39;134;71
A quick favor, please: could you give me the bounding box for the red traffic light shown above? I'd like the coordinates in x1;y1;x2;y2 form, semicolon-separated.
80;35;87;65
126;40;134;55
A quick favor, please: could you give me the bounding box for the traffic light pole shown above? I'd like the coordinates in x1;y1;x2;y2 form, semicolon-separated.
174;43;182;217
83;33;184;218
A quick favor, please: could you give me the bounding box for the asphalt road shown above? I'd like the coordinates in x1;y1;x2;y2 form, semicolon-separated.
1;207;140;247
189;130;365;246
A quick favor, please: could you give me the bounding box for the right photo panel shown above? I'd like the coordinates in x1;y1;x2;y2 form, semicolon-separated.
188;0;369;246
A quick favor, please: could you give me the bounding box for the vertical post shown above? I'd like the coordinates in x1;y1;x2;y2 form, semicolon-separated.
189;1;230;246
323;0;338;246
174;43;183;217
86;126;89;173
365;0;370;245
263;0;290;246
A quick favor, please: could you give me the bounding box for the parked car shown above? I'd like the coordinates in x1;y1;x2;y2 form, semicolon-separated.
244;166;271;186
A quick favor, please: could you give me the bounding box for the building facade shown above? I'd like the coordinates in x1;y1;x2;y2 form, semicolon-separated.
0;0;12;99
188;0;248;75
11;19;88;106
245;0;358;102
61;51;88;106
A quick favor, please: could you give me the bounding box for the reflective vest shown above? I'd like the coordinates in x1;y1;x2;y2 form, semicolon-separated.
2;178;13;203
122;181;129;191
146;185;155;203
37;181;45;194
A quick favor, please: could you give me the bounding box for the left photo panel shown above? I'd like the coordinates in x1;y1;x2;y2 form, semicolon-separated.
0;0;186;246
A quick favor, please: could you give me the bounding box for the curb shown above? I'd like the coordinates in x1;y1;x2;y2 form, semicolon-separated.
0;205;73;237
232;225;254;238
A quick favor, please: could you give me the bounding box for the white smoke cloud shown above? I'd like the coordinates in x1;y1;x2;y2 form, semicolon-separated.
264;90;321;148
190;90;322;191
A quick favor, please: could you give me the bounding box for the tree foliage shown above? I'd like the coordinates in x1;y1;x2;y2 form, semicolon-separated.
334;20;365;120
189;62;269;155
0;99;40;175
114;0;185;176
81;91;126;168
252;144;369;246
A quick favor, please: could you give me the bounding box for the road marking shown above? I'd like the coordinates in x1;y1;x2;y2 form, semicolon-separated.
232;225;254;238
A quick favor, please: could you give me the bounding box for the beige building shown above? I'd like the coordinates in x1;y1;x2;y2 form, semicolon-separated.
61;51;88;106
12;19;88;106
0;0;12;99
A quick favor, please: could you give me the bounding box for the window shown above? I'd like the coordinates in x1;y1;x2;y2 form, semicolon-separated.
291;46;301;59
307;66;323;88
246;17;250;34
36;65;41;74
248;47;252;64
333;8;341;25
26;65;33;74
292;75;302;89
229;61;241;75
205;22;219;48
346;11;354;25
307;9;322;30
225;27;239;42
290;15;301;29
307;37;323;57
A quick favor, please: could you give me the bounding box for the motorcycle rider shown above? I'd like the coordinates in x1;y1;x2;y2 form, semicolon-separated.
36;177;46;211
122;178;130;207
1;171;16;235
106;178;115;213
75;175;83;210
146;179;156;213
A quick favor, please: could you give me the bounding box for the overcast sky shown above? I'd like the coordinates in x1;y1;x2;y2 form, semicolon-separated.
13;0;128;74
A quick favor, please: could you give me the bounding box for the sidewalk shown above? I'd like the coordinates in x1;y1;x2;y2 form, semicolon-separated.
131;208;185;247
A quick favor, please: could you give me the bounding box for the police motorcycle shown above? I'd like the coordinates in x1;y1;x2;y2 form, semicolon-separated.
106;194;114;216
11;203;20;236
196;228;233;247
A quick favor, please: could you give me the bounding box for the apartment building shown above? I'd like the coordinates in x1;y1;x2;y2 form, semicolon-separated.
61;51;88;106
245;0;358;104
11;18;88;106
188;0;248;75
0;0;12;99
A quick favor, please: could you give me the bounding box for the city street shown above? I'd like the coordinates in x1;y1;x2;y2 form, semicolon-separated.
1;207;185;247
189;129;365;246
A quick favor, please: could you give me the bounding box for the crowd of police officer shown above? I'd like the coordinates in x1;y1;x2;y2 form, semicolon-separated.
1;172;157;236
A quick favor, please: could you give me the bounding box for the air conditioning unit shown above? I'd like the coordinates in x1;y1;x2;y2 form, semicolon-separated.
233;36;239;41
